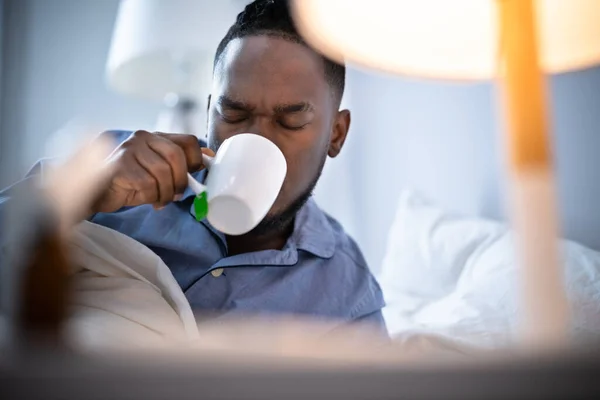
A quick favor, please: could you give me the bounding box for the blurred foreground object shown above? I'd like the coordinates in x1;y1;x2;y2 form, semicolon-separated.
2;136;115;347
291;0;600;79
42;137;116;234
2;336;600;399
292;0;600;348
106;0;238;133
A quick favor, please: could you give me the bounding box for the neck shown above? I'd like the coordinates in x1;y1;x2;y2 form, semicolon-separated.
226;217;295;256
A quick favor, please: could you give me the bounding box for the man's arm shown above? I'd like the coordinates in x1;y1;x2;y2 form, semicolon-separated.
1;129;209;260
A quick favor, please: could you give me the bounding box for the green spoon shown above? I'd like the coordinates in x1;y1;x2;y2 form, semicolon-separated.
187;173;208;221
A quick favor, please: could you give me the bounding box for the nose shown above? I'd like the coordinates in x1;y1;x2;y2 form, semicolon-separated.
242;116;276;142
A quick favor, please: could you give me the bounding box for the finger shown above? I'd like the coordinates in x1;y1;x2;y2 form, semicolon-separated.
201;147;216;157
134;145;175;207
156;133;204;172
116;159;159;206
147;136;188;196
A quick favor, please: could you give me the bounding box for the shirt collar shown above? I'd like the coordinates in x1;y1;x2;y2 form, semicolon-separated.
183;170;336;260
288;198;336;259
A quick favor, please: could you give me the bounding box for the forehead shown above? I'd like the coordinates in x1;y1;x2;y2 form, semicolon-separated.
213;36;330;105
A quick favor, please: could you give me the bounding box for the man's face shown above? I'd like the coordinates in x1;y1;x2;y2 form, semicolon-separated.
208;36;349;224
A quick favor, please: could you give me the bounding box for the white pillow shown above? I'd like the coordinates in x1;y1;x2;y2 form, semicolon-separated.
379;191;600;349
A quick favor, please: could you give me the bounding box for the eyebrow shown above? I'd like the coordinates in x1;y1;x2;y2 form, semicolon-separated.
273;102;314;114
217;95;314;114
217;95;253;111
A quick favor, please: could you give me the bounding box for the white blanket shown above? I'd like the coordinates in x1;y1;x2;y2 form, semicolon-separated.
379;191;600;350
66;221;199;349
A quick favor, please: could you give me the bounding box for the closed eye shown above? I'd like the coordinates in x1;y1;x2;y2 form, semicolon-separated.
278;120;308;131
220;113;247;124
216;95;252;124
277;112;312;131
217;107;248;124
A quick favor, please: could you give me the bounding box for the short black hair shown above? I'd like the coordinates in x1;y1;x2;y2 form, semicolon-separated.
214;0;345;103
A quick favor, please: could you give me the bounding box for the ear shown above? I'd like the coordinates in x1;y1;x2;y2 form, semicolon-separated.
328;109;351;158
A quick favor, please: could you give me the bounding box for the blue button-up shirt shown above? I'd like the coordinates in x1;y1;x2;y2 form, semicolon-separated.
1;130;386;333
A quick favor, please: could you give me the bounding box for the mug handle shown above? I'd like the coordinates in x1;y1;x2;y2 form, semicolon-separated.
202;154;214;169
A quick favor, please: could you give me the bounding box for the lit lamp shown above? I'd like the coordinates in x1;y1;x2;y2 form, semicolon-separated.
106;0;237;133
292;0;600;347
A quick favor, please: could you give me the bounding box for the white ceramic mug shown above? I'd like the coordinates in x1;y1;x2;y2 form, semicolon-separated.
201;133;287;235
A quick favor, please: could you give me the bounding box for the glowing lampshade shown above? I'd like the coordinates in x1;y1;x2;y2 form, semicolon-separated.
291;0;600;80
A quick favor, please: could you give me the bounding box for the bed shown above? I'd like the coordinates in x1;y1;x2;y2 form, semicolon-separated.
378;190;600;351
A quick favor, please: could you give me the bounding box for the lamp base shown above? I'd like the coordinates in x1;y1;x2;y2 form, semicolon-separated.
511;168;569;349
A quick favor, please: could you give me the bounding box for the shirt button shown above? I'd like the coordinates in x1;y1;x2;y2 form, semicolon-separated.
211;268;224;278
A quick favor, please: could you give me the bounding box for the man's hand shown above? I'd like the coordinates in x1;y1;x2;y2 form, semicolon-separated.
93;130;212;214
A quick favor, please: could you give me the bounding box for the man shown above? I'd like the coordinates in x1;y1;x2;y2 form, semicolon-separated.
1;0;386;333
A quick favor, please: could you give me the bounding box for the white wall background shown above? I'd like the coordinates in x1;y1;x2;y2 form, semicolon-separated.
318;67;600;272
1;0;599;274
0;0;162;182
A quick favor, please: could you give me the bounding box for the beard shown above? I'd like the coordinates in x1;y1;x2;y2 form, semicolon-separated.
247;154;326;237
